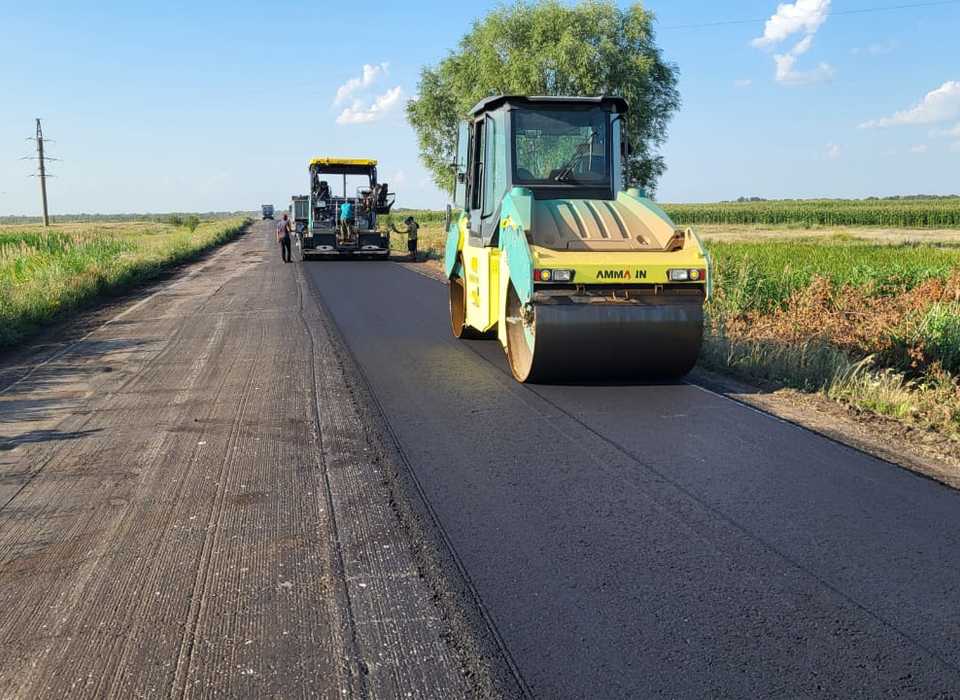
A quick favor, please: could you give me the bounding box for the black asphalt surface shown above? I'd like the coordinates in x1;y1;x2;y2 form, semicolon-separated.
304;260;960;698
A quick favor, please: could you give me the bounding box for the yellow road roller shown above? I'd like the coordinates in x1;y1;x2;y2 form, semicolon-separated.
444;95;711;383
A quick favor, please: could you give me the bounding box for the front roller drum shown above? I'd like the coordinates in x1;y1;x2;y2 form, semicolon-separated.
505;291;704;383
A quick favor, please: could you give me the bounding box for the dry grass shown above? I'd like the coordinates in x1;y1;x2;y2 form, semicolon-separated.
704;258;960;437
696;223;960;244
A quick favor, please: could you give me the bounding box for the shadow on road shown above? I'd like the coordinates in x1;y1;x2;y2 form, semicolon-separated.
0;337;155;434
0;428;102;451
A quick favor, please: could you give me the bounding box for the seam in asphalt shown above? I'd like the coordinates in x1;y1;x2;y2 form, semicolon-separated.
299;268;370;699
301;262;533;699
458;338;960;679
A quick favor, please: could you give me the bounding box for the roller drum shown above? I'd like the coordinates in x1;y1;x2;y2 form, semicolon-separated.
507;296;704;383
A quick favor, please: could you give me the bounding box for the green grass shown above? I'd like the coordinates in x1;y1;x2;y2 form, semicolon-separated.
381;208;448;227
701;238;960;436
707;240;960;313
909;302;960;374
0;217;249;348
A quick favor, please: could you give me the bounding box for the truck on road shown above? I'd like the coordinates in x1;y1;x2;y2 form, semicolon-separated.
261;204;274;220
291;195;309;234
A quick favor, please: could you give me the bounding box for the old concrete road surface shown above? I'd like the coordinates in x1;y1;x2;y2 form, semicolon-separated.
304;259;960;699
0;222;488;699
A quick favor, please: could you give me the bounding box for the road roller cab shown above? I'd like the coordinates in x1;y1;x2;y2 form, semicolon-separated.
444;95;711;382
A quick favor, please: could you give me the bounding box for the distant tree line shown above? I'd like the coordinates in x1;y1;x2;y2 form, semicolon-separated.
0;211;253;225
728;195;959;204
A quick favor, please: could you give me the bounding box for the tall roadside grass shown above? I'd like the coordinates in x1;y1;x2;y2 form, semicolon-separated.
704;240;960;437
0;217;249;348
709;240;960;313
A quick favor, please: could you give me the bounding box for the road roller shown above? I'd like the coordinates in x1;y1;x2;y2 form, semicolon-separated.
443;95;711;383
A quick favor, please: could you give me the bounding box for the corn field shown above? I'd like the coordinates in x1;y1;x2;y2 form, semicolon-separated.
662;198;960;228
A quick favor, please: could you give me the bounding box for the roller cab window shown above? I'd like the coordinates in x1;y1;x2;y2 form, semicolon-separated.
512;107;611;192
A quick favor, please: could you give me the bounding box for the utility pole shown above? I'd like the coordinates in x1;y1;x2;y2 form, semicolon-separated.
24;119;56;226
35;119;50;226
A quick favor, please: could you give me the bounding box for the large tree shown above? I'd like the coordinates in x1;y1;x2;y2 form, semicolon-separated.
406;1;680;196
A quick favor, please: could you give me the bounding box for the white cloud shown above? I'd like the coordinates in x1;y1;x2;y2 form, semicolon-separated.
336;86;404;125
752;0;831;48
734;79;753;88
910;144;929;154
773;35;834;85
826;143;840;160
752;0;833;85
860;81;960;128
334;63;389;105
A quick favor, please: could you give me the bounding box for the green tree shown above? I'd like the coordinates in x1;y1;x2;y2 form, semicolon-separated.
406;0;680;196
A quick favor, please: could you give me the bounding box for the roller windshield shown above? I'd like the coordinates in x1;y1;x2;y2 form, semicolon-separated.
512;108;610;186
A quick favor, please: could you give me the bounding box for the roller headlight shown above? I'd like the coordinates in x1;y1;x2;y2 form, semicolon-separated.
668;268;707;282
534;269;574;282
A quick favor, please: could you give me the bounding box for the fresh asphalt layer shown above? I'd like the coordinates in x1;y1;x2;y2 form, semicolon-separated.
304;258;960;698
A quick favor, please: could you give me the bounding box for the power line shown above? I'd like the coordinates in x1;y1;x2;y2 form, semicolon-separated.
661;0;960;30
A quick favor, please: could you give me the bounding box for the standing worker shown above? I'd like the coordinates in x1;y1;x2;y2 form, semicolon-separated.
276;213;292;263
339;201;354;244
391;216;420;260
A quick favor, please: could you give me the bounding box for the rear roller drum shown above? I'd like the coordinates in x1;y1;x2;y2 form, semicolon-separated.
505;286;537;382
505;285;705;384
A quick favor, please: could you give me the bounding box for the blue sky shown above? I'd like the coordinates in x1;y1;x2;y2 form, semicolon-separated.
1;0;958;215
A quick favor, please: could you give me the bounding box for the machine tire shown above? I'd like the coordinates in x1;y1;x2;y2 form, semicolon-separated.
505;284;536;382
449;276;470;338
449;275;491;340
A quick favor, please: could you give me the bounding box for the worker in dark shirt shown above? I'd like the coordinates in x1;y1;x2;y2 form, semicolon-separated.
276;214;292;263
391;216;419;260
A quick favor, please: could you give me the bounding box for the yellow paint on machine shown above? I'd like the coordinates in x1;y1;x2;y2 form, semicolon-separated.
461;239;501;333
530;246;710;288
308;157;378;167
